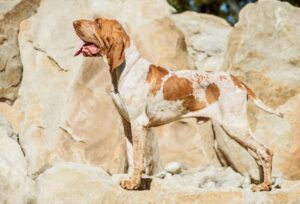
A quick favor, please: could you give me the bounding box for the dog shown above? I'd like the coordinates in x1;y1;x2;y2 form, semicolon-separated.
73;18;283;192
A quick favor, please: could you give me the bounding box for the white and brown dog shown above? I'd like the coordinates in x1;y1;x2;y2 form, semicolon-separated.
73;18;283;192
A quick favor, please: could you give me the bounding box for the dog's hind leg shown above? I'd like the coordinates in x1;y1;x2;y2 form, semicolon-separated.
219;123;273;191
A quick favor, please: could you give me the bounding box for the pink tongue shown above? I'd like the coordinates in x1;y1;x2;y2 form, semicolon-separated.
74;42;100;56
74;41;84;56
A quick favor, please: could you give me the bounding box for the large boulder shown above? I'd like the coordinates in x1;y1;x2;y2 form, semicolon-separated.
170;11;232;71
155;120;219;169
134;17;193;70
0;0;40;103
218;0;300;179
35;162;300;204
0;115;34;204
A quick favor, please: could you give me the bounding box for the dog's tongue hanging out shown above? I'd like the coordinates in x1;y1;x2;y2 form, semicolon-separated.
74;42;100;56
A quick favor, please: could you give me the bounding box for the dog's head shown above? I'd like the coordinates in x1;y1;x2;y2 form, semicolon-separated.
73;18;130;70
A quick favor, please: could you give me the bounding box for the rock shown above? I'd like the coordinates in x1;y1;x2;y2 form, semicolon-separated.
171;11;232;71
35;163;300;204
164;161;185;174
220;0;300;180
35;162;115;204
0;115;34;204
157;166;246;190
155;120;220;170
255;94;300;179
0;0;41;103
134;17;193;70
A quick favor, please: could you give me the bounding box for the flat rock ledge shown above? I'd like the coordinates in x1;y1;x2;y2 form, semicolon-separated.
35;163;300;204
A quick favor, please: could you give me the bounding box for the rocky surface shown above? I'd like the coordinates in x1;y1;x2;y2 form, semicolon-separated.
134;17;193;70
155;120;220;169
219;0;300;179
0;114;34;204
0;0;300;203
35;162;300;204
0;0;40;103
171;11;232;71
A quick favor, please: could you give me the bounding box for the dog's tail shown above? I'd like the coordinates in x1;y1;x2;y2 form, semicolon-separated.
231;75;284;118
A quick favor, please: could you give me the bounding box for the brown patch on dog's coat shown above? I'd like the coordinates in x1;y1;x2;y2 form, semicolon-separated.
205;83;220;104
230;75;256;99
183;95;207;111
163;75;206;111
146;64;169;96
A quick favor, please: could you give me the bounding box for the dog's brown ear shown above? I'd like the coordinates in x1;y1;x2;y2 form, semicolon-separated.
107;35;126;70
95;18;130;70
95;18;130;48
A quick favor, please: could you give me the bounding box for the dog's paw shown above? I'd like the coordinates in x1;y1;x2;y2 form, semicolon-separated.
120;177;141;190
251;183;272;192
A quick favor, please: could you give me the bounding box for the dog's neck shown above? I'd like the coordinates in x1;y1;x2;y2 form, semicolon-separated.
109;40;141;93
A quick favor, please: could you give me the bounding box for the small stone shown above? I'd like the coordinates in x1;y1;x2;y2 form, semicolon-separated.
164;161;185;174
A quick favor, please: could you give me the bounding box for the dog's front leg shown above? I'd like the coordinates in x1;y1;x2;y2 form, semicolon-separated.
120;117;148;190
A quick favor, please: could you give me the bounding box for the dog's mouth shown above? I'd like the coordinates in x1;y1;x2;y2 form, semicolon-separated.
74;41;101;57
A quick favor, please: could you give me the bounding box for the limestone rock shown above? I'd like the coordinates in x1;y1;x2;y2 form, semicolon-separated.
0;115;34;204
134;17;193;70
35;162;300;204
155;120;220;170
164;161;185;174
0;0;40;103
35;162;114;204
171;11;232;71
220;0;300;180
156;166;247;190
255;94;300;179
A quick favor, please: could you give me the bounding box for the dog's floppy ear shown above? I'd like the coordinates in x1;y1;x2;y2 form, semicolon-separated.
107;34;127;70
95;18;130;48
95;18;130;70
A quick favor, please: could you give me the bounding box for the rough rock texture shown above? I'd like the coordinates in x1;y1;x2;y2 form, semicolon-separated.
219;0;300;180
35;162;300;204
0;0;40;103
154;166;247;190
0;115;34;204
155;120;219;169
171;11;232;71
16;0;217;176
134;17;193;70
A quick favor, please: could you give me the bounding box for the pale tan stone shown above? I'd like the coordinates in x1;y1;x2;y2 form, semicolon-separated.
0;0;40;103
171;11;232;71
219;0;300;179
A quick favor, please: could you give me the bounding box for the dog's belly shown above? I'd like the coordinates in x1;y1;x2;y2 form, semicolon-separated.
146;100;186;126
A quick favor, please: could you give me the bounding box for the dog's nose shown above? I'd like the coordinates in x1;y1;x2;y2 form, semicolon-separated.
73;20;80;28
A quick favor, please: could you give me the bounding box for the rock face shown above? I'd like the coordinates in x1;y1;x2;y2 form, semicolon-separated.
155;120;219;169
0;0;40;103
35;162;300;204
219;0;300;180
0;115;34;204
134;17;193;70
171;11;232;71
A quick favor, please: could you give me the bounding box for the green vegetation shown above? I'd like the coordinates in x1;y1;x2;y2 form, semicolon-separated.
167;0;300;25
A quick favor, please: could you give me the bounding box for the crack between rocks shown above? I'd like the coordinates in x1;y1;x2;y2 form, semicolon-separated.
59;125;86;144
27;40;68;72
15;134;26;157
